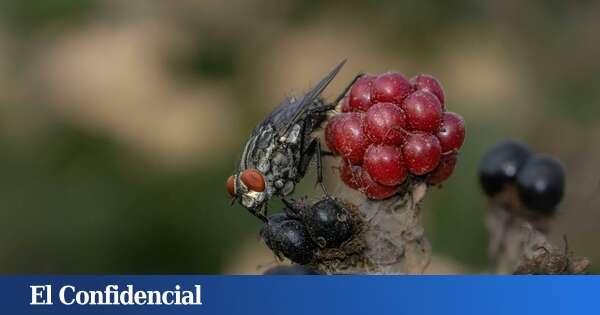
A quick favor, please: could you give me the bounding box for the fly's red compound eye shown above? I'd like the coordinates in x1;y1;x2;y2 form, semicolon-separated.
226;175;236;197
240;169;266;192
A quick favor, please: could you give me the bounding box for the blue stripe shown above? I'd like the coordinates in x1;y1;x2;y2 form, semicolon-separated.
1;275;598;315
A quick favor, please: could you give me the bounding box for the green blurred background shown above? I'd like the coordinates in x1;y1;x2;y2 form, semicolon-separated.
0;0;599;273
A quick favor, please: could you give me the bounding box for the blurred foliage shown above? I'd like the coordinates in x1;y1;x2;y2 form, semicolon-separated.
0;0;97;34
0;0;599;273
0;122;261;272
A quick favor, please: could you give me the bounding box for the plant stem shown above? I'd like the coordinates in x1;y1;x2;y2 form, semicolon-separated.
485;190;590;274
315;180;431;274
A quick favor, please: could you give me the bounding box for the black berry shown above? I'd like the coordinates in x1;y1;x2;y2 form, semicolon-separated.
479;139;531;197
302;198;353;248
260;219;315;265
267;212;290;224
516;155;565;214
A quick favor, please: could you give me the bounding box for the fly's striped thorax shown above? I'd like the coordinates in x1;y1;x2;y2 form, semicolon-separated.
239;133;257;171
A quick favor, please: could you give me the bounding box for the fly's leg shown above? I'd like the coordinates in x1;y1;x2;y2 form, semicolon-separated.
321;150;335;157
257;213;268;223
298;138;329;196
308;73;365;114
297;75;367;194
252;207;268;223
314;138;329;195
332;73;364;106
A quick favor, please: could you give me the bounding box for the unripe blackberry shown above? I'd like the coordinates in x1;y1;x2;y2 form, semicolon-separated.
372;72;412;104
324;112;369;165
348;75;375;112
359;168;398;200
402;133;442;175
402;90;443;133
437;112;465;153
410;74;445;105
427;154;458;185
516;155;565;214
327;70;464;199
340;95;351;112
325;115;343;155
339;161;362;190
479;139;531;197
363;144;407;186
364;102;407;145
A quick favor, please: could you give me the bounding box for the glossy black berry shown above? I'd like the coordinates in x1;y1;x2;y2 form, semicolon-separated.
302;198;353;248
263;265;320;275
260;219;315;265
261;213;290;249
479;139;532;197
516;155;565;214
267;212;290;224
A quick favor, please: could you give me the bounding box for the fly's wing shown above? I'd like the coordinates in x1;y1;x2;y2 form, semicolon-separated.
265;60;346;136
239;60;346;172
261;96;295;134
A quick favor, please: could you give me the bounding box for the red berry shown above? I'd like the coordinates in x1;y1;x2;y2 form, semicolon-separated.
363;144;407;186
402;90;443;133
359;169;398;200
340;161;363;190
325;115;342;155
402;133;442;175
373;72;412;104
427;154;458;185
410;74;445;105
324;112;369;164
364;102;407;145
436;112;465;153
340;95;351;112
348;75;375;112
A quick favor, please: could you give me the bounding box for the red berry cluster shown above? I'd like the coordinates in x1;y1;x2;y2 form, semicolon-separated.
326;72;465;199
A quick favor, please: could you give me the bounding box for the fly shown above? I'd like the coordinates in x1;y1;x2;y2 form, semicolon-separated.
226;60;361;222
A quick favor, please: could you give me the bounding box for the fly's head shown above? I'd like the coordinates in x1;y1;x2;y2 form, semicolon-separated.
227;168;269;217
